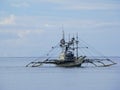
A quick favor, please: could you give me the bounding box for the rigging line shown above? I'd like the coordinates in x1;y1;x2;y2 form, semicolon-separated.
88;47;110;60
47;46;61;60
46;42;63;60
78;49;85;56
84;48;102;62
81;44;98;57
44;43;61;60
78;47;88;56
79;48;86;56
79;46;97;61
79;46;91;57
78;37;115;64
83;46;106;61
89;49;116;64
78;37;108;59
79;41;91;55
46;42;60;55
81;40;101;56
81;47;94;57
31;43;60;62
79;40;99;58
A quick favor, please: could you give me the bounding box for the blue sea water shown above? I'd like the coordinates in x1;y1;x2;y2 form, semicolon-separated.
0;57;120;90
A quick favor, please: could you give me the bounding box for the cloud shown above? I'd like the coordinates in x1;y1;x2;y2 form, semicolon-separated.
17;29;43;38
11;2;30;8
0;14;16;25
4;0;120;11
28;0;120;10
42;20;120;29
59;3;120;10
9;0;120;10
0;29;43;40
44;24;57;28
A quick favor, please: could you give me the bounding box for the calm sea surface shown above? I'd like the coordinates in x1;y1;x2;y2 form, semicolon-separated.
0;57;120;90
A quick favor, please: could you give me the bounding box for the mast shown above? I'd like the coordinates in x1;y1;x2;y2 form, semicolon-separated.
72;34;75;55
62;30;65;40
62;24;64;39
60;30;65;52
76;33;79;59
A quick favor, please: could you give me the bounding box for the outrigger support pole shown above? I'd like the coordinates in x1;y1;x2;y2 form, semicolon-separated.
26;59;49;67
84;58;117;67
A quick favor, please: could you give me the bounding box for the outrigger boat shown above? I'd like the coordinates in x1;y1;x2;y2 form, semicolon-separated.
26;31;116;67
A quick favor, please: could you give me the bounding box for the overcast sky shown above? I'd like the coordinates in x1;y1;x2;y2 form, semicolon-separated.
0;0;120;57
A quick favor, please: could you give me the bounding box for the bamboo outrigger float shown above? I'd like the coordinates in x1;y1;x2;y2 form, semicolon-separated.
26;31;116;67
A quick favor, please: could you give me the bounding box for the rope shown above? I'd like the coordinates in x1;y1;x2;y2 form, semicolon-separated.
78;36;116;64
